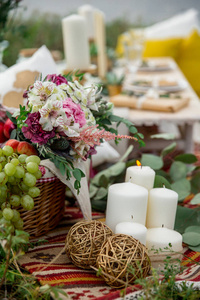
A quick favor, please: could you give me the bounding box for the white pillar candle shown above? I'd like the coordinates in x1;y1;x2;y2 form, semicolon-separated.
62;14;90;70
78;5;95;40
146;187;178;229
146;227;183;252
115;222;147;245
105;182;148;231
94;10;107;79
125;165;155;190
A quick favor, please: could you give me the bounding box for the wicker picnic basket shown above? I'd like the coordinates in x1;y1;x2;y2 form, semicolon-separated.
18;176;66;238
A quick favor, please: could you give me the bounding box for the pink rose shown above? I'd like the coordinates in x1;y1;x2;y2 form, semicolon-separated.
63;98;86;128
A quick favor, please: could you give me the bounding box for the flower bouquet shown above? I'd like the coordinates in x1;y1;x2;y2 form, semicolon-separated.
8;73;142;193
3;72;143;236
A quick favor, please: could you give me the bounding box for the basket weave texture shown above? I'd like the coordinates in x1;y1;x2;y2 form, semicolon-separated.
18;177;66;238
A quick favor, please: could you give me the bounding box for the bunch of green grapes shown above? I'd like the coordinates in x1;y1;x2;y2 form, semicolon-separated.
0;145;42;232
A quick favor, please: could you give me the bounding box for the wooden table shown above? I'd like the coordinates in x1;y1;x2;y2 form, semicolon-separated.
112;58;200;154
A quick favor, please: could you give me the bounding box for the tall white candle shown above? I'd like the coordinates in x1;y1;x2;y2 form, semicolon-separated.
94;10;107;79
146;227;183;252
115;222;147;245
125;165;155;190
105;182;148;231
146;187;178;229
78;5;95;40
62;14;90;70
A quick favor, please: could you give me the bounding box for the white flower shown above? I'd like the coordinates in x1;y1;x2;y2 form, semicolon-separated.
39;100;63;131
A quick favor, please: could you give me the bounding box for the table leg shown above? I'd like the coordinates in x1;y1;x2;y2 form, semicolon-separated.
185;124;194;153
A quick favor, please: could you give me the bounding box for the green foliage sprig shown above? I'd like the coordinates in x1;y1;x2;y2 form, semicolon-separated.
0;224;67;299
132;256;200;300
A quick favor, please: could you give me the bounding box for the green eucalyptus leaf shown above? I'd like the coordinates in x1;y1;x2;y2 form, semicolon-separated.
161;142;177;157
129;125;138;134
190;173;200;194
94;187;108;200
186;165;196;174
120;119;132;127
174;153;197;164
52;157;60;169
155;170;171;181
72;168;82;182
182;232;200;246
188;244;200;252
190;193;200;204
91;162;125;186
99;175;109;188
101;118;112;125
175;206;200;234
74;180;81;192
138;140;145;148
141;154;163;170
137;133;144;139
153;175;171;189
151;133;176;140
59;162;66;176
109;162;126;176
109;127;118;135
169;161;187;181
89;184;98;198
185;225;200;233
109;114;122;123
171;178;191;201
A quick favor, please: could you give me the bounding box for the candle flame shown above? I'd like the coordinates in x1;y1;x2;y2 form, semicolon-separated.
136;160;141;167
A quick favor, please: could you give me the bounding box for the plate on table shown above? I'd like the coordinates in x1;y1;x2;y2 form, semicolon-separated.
124;79;188;93
138;60;175;72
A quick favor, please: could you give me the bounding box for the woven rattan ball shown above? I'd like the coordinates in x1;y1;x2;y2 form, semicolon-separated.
96;234;151;288
65;220;113;269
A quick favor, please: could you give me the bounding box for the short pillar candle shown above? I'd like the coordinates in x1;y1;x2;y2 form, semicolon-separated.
125;164;155;190
146;227;183;252
105;182;148;232
146;187;178;229
115;222;147;245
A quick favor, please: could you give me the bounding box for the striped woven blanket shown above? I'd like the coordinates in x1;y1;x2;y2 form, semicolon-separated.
18;205;200;300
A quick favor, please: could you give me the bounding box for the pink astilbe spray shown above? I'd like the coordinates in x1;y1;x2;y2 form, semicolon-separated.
69;125;137;159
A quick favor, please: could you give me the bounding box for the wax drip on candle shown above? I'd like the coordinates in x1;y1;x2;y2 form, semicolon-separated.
136;160;142;169
131;215;134;220
129;176;132;182
162;224;164;228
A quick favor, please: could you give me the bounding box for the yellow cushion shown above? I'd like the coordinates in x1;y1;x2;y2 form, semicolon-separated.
176;30;200;97
142;37;182;59
116;33;182;60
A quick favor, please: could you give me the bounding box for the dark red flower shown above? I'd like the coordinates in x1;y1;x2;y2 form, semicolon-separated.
46;74;68;85
22;112;55;145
